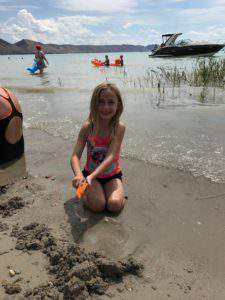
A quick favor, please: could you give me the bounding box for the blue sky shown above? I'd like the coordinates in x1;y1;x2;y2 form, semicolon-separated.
0;0;225;45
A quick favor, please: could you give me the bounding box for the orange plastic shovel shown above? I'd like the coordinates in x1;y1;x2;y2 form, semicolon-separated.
76;181;89;199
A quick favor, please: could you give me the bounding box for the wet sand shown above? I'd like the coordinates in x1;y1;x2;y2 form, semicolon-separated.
1;128;225;299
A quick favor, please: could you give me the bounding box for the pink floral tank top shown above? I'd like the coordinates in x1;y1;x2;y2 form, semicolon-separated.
84;134;121;178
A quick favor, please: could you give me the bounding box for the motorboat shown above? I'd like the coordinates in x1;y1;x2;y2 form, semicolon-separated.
150;33;224;57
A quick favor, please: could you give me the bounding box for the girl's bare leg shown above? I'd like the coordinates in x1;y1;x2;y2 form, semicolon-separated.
82;180;106;213
104;179;125;213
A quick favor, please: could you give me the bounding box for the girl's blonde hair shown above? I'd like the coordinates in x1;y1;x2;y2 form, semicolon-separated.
88;82;124;136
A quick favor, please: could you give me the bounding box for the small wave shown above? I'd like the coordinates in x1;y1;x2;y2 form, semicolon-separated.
24;117;81;141
24;119;225;184
3;85;91;94
122;149;225;183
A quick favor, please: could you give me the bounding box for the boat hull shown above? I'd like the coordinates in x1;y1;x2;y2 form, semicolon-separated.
150;44;224;57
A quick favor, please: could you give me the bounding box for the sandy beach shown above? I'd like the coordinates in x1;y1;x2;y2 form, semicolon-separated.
1;0;225;297
1;128;225;299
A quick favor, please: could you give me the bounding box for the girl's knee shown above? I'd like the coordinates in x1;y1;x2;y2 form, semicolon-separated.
90;203;105;213
107;197;124;213
84;197;105;213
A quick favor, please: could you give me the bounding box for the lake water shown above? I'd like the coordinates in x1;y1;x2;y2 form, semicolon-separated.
1;51;225;182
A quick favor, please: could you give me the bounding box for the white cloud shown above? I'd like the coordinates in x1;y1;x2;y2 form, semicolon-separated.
0;9;110;44
189;27;225;43
212;0;225;4
123;22;135;29
0;1;38;12
54;0;137;13
179;5;225;25
0;8;149;45
0;5;22;11
180;8;210;16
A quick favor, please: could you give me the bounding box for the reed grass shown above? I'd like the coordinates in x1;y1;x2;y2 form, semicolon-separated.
118;57;225;105
154;58;225;88
190;58;225;88
121;58;225;90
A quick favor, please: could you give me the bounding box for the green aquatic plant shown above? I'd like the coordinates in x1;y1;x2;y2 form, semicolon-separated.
190;58;225;88
156;66;188;87
144;58;225;89
118;57;225;105
199;86;208;103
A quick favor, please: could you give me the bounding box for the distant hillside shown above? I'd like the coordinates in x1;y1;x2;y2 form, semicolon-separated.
0;39;156;55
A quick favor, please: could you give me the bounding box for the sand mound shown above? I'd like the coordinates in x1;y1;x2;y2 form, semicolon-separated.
8;222;143;299
0;196;25;217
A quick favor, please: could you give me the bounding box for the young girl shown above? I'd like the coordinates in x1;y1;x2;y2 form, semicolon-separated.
71;82;126;213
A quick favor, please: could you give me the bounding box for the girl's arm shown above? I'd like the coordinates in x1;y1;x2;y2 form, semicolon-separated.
71;122;89;187
87;123;125;184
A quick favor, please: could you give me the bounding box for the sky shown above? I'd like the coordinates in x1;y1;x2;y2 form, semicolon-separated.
0;0;225;45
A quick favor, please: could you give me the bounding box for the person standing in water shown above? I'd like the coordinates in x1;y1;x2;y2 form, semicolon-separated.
71;82;126;213
35;44;49;74
0;88;24;164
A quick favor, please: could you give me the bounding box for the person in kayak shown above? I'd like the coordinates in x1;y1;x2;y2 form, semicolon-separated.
120;55;124;66
35;45;49;74
104;55;110;66
0;88;24;165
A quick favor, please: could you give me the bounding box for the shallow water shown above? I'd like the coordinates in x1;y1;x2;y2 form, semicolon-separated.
1;51;225;182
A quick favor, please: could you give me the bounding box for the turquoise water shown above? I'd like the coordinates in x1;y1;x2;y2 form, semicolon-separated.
1;51;225;182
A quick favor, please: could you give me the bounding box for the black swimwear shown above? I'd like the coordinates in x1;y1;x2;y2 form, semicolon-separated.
0;89;24;164
82;169;122;186
104;58;110;66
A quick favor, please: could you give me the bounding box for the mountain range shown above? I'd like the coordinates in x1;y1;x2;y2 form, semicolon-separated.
0;39;156;55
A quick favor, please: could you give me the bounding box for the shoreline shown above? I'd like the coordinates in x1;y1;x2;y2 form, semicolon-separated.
1;128;225;299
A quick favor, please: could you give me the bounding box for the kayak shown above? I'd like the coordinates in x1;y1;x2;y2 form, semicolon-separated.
91;59;122;67
91;59;104;67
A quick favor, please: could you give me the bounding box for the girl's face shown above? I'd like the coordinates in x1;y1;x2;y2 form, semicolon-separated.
98;89;119;121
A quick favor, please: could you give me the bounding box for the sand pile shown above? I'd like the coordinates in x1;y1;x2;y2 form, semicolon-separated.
0;196;25;217
0;221;9;232
3;222;143;299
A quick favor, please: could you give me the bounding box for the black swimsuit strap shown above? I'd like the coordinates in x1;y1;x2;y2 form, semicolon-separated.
1;88;22;119
0;89;24;164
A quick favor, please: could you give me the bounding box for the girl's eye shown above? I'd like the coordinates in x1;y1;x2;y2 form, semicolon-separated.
98;100;116;105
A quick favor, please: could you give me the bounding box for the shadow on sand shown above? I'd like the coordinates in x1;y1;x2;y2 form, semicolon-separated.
64;196;121;243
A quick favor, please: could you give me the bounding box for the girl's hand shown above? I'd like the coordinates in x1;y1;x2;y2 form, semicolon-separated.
86;175;93;186
72;174;85;188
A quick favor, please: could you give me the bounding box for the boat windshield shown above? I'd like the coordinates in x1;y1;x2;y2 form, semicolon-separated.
175;39;192;46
